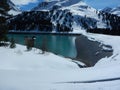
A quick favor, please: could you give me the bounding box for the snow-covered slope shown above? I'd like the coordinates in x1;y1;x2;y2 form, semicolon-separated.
32;0;59;11
8;0;21;15
111;6;120;16
62;1;107;29
101;7;112;13
9;0;109;33
32;0;84;11
102;6;120;16
32;0;106;31
1;33;120;90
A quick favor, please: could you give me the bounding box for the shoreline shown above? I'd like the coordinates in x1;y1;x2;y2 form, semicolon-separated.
8;32;113;67
8;31;81;36
75;35;113;66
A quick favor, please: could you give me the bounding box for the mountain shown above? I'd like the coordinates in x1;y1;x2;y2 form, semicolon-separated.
7;0;21;15
31;0;103;29
31;0;59;11
101;7;112;13
102;6;120;16
32;0;84;11
8;0;120;34
111;6;120;16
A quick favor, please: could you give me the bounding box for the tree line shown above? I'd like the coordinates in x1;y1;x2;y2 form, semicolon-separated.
0;0;10;46
87;11;120;35
8;9;73;32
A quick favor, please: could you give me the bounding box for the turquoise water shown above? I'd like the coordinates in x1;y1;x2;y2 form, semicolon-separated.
8;34;77;58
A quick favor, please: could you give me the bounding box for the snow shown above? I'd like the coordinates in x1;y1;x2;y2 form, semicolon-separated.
112;10;120;16
9;0;109;34
1;1;120;89
0;45;79;71
32;0;107;31
110;6;120;16
66;2;107;29
32;0;98;19
8;10;21;15
7;0;21;16
1;32;120;90
102;45;113;52
102;6;120;16
80;32;120;68
32;0;83;11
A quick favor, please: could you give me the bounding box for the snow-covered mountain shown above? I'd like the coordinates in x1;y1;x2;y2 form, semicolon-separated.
102;6;120;16
32;0;84;11
8;0;120;34
111;6;120;16
32;0;106;30
7;0;21;15
101;7;112;13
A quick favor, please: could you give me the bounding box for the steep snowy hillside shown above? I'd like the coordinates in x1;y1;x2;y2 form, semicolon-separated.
31;0;59;11
8;0;120;34
86;6;120;35
7;0;21;15
101;7;112;13
8;0;105;32
32;0;83;11
102;6;120;16
1;33;120;90
111;6;120;16
32;0;106;30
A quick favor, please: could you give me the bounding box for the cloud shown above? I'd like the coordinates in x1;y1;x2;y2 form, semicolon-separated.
11;0;38;6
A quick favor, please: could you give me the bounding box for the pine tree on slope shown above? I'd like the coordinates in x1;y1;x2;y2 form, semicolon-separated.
0;0;10;45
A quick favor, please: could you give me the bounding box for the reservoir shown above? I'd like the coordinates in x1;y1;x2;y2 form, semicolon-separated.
8;33;113;66
8;33;77;58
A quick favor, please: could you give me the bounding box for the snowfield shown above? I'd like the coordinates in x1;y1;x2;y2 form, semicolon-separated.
1;32;120;90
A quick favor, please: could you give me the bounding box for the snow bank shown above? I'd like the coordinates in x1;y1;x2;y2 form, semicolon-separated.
0;44;79;71
1;32;120;90
78;31;120;68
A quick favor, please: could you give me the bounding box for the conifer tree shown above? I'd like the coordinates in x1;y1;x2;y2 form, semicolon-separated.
0;0;10;44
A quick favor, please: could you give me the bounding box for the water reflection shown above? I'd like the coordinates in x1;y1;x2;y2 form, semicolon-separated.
8;34;113;66
8;34;77;58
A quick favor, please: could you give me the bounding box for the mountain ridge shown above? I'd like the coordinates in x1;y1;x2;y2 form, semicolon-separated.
7;0;21;15
101;6;120;16
8;0;120;35
32;0;84;11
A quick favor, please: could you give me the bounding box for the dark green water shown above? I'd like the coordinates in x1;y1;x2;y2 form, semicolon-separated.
8;34;77;58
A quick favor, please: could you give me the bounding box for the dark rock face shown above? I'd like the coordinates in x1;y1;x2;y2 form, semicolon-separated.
75;35;113;66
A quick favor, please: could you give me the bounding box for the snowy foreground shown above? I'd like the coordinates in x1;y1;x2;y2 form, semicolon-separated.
1;32;120;90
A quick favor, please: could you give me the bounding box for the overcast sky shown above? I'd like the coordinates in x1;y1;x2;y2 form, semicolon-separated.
11;0;120;10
